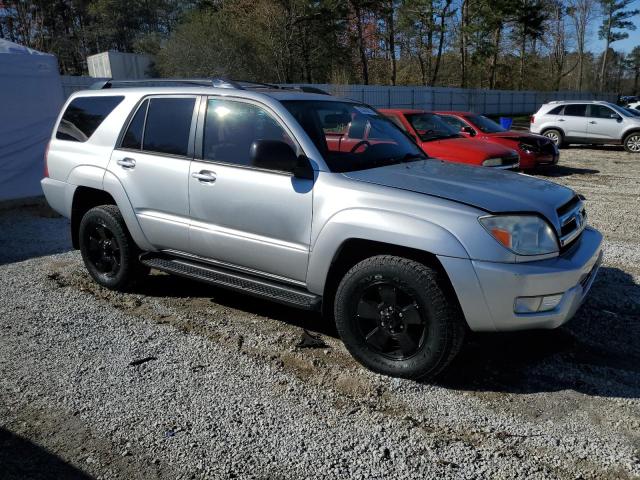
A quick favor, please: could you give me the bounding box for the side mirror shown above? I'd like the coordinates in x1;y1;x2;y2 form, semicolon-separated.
610;113;622;121
461;126;476;136
250;140;314;179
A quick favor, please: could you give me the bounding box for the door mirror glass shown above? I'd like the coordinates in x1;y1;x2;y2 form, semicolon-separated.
250;140;313;178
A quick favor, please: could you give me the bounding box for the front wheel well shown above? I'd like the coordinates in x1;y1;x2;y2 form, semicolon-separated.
321;239;460;319
70;187;116;248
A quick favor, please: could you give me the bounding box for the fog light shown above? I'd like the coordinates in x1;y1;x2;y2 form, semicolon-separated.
514;294;563;313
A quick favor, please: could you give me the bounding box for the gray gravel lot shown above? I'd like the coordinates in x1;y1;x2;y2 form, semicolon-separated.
1;147;639;479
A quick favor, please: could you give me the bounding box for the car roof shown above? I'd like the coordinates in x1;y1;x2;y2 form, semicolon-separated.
542;99;613;106
433;111;475;116
69;85;353;104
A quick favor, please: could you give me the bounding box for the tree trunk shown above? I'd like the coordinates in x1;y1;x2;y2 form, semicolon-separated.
387;1;396;86
489;25;502;89
519;33;526;89
460;0;468;87
599;11;612;92
431;0;451;86
354;5;369;85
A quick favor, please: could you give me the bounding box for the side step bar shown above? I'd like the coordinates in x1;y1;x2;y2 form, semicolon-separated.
139;253;322;311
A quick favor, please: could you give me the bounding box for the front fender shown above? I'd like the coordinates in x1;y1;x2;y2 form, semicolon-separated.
102;171;154;251
306;208;469;294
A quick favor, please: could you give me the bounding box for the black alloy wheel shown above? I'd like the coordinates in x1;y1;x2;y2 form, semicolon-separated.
355;281;426;360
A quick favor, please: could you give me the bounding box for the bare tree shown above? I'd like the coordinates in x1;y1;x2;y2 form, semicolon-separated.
567;0;596;90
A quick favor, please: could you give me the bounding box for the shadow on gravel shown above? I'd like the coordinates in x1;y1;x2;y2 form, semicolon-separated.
438;267;640;399
0;427;93;480
533;165;600;177
136;272;337;337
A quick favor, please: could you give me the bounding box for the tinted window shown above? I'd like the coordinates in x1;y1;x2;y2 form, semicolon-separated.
56;96;124;142
203;99;295;168
563;104;587;117
143;97;195;156
438;115;467;131
548;105;564;115
406;113;459;141
465;114;506;133
121;100;148;150
384;114;407;131
589;105;618;119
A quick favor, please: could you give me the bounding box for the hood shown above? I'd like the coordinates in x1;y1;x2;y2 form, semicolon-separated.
343;159;574;228
425;137;514;157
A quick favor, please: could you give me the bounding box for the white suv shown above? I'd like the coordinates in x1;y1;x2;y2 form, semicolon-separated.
530;100;640;153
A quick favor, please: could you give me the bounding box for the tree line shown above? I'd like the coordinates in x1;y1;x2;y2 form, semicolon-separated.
1;0;639;93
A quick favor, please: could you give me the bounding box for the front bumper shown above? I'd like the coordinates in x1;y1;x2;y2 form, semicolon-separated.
439;227;603;332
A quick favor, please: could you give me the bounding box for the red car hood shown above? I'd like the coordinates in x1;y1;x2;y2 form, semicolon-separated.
420;137;515;163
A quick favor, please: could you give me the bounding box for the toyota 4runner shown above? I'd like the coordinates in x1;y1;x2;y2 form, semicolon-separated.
42;79;603;380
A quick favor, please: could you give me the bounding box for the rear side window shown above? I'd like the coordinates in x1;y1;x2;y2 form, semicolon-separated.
548;106;564;115
56;96;124;142
143;97;196;156
121;100;148;150
563;104;587;117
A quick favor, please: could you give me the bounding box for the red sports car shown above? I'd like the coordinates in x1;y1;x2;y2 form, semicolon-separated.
435;111;559;170
379;109;520;169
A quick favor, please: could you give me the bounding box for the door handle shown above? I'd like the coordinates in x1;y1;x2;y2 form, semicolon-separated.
192;170;216;183
589;121;597;124
116;158;136;169
558;119;565;122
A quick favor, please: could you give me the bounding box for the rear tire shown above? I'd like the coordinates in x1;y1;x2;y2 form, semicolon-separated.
543;129;564;148
334;255;465;381
79;205;148;291
623;132;640;153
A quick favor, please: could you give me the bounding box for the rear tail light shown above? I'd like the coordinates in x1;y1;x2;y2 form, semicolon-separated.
43;141;50;178
529;115;535;124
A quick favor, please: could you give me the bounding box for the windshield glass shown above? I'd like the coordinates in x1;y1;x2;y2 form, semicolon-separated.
405;113;459;141
623;106;640;117
281;100;426;172
466;114;507;133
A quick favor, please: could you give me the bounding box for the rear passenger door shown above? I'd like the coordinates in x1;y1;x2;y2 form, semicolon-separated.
586;104;623;141
188;97;313;282
557;104;588;139
109;95;198;250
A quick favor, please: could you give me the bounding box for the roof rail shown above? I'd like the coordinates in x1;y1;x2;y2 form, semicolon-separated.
89;78;330;95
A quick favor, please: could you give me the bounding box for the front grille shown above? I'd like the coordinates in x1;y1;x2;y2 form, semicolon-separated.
557;195;587;249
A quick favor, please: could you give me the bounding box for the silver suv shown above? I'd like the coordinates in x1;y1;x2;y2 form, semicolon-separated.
42;79;603;380
530;100;640;152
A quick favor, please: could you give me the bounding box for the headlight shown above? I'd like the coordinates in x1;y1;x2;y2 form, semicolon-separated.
479;215;559;255
482;157;503;167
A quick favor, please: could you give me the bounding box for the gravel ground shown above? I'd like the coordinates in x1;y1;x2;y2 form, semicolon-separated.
1;147;639;479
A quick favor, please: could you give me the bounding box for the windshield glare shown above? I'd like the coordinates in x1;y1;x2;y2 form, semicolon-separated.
281;100;426;172
406;113;459;141
466;114;506;133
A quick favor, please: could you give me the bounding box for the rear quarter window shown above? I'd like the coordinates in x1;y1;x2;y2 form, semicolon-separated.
56;96;124;142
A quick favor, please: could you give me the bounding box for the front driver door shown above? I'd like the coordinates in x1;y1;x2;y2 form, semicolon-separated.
586;104;623;141
188;97;313;283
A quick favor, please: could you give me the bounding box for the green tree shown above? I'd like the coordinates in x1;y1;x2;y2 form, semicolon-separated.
597;0;639;91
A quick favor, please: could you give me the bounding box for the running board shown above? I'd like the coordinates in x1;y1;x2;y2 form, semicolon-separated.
139;254;321;310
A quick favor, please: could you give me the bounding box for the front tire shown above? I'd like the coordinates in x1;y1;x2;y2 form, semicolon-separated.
623;132;640;153
334;255;465;380
79;205;147;291
543;129;564;148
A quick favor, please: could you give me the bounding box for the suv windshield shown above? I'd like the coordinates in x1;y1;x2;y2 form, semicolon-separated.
281;100;426;172
466;114;506;133
405;113;459;141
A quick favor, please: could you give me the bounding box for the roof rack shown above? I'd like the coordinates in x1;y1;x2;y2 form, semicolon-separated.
89;77;330;95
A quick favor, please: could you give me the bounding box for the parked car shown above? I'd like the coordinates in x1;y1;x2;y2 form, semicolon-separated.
627;101;640;111
42;79;602;380
530;100;640;153
379;109;519;169
435;111;559;170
